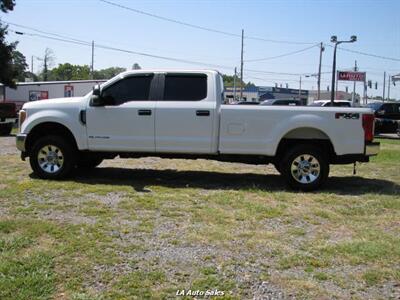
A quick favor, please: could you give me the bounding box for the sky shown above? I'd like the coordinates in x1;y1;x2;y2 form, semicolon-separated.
2;0;400;100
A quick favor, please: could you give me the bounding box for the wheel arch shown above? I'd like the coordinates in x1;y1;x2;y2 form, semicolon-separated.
25;122;78;155
274;127;336;162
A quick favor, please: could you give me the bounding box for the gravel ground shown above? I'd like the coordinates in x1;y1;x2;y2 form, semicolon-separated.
0;135;17;156
2;135;399;299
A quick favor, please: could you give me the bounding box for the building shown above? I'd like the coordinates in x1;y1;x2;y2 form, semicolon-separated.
0;80;106;110
224;86;259;103
308;90;359;103
258;86;309;105
224;86;309;104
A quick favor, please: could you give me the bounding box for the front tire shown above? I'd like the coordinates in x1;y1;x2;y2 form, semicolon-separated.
279;145;329;191
29;135;77;179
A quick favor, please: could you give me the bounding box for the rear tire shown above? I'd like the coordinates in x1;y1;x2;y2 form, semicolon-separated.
29;135;77;179
279;144;329;191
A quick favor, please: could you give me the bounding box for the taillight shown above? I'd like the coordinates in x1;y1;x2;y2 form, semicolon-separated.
362;114;374;142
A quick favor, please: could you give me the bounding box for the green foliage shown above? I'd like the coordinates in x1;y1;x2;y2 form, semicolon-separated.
12;50;28;81
222;74;255;88
0;0;15;13
93;67;127;79
49;63;91;81
0;0;27;88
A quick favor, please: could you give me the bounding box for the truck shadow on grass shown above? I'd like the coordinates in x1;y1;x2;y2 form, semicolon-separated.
59;167;400;196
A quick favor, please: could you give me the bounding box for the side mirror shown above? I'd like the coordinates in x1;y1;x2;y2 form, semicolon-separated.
92;84;101;96
90;85;105;106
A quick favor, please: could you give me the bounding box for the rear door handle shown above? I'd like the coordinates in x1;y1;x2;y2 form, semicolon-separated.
196;110;210;116
138;109;152;116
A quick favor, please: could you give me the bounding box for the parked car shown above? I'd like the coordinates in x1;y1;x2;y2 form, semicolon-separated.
309;100;352;107
0;102;17;136
16;69;379;191
236;101;259;105
260;99;302;106
366;102;400;134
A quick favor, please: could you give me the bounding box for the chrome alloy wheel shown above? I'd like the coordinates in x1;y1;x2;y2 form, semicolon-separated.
37;145;64;173
290;154;320;184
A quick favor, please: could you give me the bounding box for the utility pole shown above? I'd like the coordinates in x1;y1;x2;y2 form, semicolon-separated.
91;40;95;79
388;74;391;101
43;54;48;81
233;67;237;102
31;56;34;73
299;76;302;99
240;29;244;101
383;71;386;101
335;71;338;99
351;60;358;106
317;42;324;99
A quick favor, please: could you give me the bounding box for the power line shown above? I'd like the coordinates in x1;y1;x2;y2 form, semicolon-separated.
10;29;91;47
9;25;324;77
5;21;90;45
244;44;319;62
326;44;400;62
8;27;245;71
99;0;315;45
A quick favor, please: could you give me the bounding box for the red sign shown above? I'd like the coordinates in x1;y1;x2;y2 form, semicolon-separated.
338;71;366;82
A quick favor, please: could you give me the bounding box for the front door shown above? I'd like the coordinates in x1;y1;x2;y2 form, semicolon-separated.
86;74;156;152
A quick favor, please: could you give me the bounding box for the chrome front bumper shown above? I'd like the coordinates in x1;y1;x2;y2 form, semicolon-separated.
16;133;27;152
365;142;380;156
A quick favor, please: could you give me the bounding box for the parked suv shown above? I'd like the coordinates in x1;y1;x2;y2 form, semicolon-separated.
366;102;400;134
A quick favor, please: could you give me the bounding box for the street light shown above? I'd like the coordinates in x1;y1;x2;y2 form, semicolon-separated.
330;35;357;104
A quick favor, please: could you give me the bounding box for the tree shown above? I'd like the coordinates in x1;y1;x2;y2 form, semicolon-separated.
12;50;28;81
222;74;254;88
37;48;55;81
49;63;90;81
92;67;126;79
132;63;141;70
0;0;18;87
1;0;15;12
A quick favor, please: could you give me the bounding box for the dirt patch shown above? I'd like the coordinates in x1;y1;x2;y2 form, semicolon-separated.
0;136;18;156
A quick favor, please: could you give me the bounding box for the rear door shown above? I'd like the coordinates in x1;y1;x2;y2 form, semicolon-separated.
86;74;156;152
155;73;216;153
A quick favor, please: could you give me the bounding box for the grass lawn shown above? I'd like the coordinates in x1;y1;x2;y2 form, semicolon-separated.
0;138;399;299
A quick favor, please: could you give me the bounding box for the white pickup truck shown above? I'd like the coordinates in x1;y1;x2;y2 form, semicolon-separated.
16;70;379;190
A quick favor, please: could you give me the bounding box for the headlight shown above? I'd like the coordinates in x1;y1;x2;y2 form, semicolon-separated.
18;110;27;131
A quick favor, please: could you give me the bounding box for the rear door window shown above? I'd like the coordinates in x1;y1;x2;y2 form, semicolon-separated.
163;74;207;101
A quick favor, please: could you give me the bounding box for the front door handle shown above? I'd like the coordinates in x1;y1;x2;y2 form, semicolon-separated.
138;109;152;116
196;110;210;116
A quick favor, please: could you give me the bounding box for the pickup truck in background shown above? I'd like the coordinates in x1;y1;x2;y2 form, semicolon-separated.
16;70;380;190
366;102;400;134
0;102;17;136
